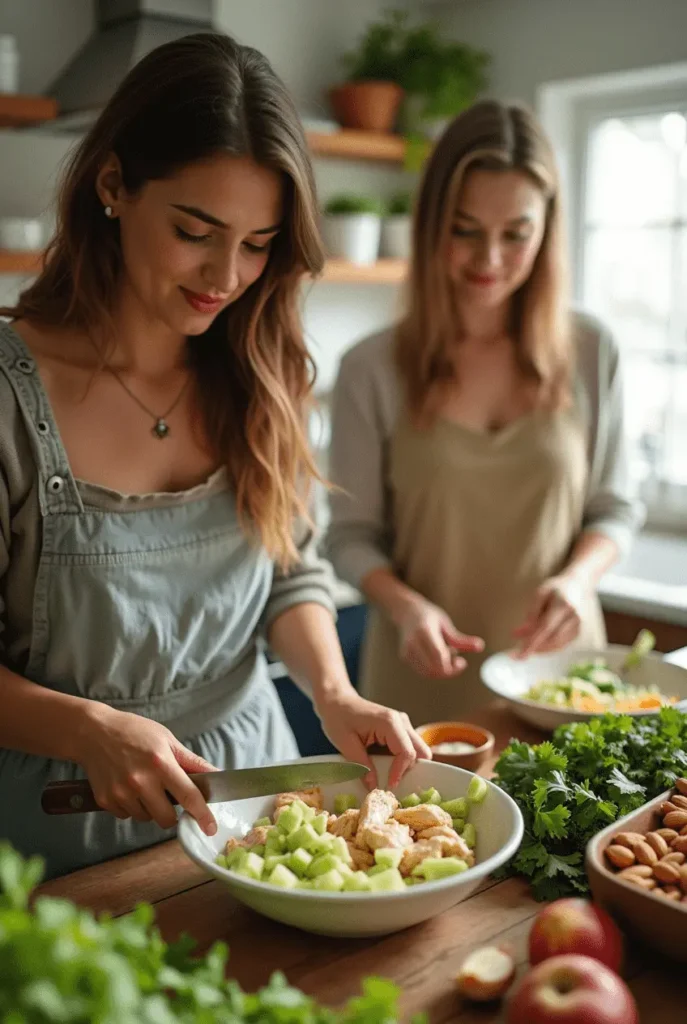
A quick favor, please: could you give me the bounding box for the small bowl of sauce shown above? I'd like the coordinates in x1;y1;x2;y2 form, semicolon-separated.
417;721;495;772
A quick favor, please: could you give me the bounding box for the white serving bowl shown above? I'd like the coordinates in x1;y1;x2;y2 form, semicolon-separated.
178;754;523;937
481;643;687;732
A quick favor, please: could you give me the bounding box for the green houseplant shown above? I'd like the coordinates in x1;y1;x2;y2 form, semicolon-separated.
399;20;490;139
381;191;413;260
329;10;407;133
322;193;384;265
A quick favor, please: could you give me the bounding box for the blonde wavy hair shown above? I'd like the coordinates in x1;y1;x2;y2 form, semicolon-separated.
1;33;324;568
397;99;572;424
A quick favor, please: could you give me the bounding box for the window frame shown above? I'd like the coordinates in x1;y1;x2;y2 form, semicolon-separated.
538;64;687;532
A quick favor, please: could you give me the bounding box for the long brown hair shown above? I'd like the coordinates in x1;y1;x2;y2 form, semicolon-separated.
2;33;324;567
397;99;572;425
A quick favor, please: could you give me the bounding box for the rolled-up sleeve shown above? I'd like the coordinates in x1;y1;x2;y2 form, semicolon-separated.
582;325;645;556
326;344;394;589
261;516;337;631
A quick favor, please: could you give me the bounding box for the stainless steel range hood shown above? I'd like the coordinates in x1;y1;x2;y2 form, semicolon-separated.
48;0;216;133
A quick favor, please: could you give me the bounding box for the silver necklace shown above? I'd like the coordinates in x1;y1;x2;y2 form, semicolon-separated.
106;364;191;439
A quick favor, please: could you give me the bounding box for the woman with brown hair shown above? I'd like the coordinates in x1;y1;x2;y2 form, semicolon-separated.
0;32;429;879
327;100;642;724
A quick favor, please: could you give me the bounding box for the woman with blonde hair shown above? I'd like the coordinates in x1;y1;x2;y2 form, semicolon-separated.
327;100;642;724
0;32;429;879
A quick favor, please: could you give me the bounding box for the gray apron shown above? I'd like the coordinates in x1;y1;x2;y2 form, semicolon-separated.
0;329;299;880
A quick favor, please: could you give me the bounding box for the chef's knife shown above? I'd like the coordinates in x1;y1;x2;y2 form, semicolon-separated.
41;760;370;815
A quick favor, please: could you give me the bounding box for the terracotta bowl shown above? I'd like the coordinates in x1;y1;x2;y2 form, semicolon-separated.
586;790;687;962
417;721;495;772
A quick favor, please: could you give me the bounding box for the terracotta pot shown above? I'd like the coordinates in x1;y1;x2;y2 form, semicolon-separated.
329;80;403;133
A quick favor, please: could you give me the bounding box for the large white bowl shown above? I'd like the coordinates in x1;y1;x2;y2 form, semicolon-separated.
481;643;687;732
178;754;523;937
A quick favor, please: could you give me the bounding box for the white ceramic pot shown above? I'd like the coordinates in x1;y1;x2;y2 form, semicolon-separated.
321;213;381;266
0;217;43;251
381;214;411;259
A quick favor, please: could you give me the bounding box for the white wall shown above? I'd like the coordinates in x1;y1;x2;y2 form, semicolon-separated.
431;0;687;107
0;0;418;388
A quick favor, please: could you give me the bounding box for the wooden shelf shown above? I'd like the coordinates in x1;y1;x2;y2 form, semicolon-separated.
0;250;44;274
306;129;405;163
321;258;407;283
0;94;58;128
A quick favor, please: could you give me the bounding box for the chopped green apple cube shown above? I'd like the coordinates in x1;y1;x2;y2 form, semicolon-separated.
311;868;345;891
400;792;421;808
253;816;271;828
374;848;403;870
308;833;335;856
276;802;304;835
311;811;330;836
334;793;359;815
288;847;313;876
285;823;319;852
452;818;465;832
462;823;476;849
418;787;442;805
267;863;299;889
412;857;468;880
440;797;468;818
235;851;264;880
466;776;488;804
342;871;372;892
330;836;352;864
367;868;405;892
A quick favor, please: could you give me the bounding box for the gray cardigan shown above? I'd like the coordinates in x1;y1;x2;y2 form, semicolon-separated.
327;312;644;590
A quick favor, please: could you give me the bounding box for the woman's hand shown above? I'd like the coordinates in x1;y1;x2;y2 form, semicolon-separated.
398;598;484;679
513;574;586;658
75;704;218;835
316;692;432;790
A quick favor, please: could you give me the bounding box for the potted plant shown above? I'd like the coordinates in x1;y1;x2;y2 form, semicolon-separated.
381;191;413;260
399;21;490;140
321;194;384;266
329;10;406;133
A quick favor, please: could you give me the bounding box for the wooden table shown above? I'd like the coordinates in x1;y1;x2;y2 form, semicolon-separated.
38;701;683;1022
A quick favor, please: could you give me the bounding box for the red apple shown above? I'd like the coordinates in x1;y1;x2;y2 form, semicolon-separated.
506;954;639;1024
528;898;623;972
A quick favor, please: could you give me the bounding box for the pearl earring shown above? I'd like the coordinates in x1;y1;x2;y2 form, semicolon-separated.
104;205;113;218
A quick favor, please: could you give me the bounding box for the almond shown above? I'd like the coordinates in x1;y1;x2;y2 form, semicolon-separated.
679;865;687;894
628;876;657;890
664;811;687;830
656;828;679;843
663;885;682;899
653;887;678;900
635;840;659;866
675;778;687;796
671;835;687;854
605;844;636;869
660;801;681;816
614;831;647;850
618;864;653;879
661;851;686;866
671;794;687;810
681;823;687;836
653;861;681;884
645;832;669;857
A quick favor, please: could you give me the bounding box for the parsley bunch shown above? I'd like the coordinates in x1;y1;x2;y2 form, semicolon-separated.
0;843;422;1024
493;707;687;901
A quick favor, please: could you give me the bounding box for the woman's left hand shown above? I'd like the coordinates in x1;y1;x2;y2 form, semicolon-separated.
513;574;586;658
316;692;432;790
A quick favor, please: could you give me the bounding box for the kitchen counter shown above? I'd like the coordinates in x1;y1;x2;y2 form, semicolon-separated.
37;702;683;1023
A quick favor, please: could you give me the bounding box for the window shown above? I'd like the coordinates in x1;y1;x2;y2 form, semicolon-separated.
582;109;687;513
539;66;687;529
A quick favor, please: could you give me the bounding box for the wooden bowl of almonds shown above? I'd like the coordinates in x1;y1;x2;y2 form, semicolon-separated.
586;777;687;961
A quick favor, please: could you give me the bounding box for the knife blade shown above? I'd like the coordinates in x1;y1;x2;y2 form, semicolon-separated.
41;760;370;815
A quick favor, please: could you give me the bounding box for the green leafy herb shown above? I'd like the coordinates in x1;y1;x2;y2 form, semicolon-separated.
493;707;687;900
0;843;425;1023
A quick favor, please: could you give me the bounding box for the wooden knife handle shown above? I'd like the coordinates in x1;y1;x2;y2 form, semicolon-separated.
41;779;103;814
41;780;180;815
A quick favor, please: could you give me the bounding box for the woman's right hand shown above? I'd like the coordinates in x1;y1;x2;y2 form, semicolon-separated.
75;704;218;836
398;598;484;679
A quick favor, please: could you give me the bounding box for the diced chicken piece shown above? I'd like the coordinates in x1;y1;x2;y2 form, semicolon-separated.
355;789;399;847
393;804;452;831
347;841;375;870
241;825;271;848
415;826;473;860
400;838;445;876
273;787;323;816
358;820;414;852
327;808;360;841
